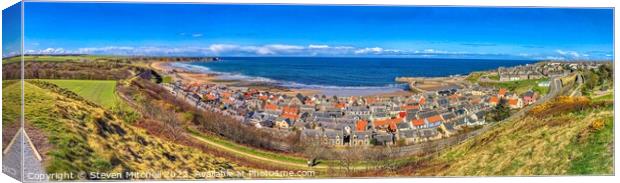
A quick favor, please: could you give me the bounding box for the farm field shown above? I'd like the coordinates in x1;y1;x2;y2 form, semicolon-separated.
42;79;118;108
2;55;125;64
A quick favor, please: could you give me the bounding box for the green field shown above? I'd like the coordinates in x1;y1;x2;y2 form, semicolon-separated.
42;80;118;108
466;72;500;83
2;55;126;64
481;78;548;95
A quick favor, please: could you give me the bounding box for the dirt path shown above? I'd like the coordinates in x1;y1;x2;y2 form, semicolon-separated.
188;134;329;170
570;83;583;97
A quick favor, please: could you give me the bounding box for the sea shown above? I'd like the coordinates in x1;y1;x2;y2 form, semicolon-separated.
171;57;536;96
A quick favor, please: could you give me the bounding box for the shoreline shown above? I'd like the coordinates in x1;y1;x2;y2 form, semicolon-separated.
152;61;416;97
151;61;322;96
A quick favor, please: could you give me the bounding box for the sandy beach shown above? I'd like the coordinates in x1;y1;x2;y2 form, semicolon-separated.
150;61;321;96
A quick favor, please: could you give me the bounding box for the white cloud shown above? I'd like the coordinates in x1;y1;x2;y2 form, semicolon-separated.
25;48;69;54
308;44;329;49
265;44;304;51
208;44;239;54
191;33;203;38
419;49;467;55
354;47;384;54
78;46;134;53
556;50;582;58
236;44;305;55
419;49;445;54
15;45;478;57
545;56;566;60
255;47;275;55
20;44;609;60
333;46;355;50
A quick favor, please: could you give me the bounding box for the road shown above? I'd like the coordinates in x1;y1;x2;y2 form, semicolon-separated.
189;134;329;170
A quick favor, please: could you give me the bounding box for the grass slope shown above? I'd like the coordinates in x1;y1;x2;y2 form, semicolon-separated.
481;79;548;95
2;80;21;126
415;96;613;176
42;80;119;108
17;81;247;180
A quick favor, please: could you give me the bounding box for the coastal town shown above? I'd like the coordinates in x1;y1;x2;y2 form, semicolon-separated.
159;61;604;147
2;1;614;180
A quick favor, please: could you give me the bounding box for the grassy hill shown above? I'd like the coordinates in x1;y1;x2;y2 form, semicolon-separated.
412;96;613;176
2;80;21;126
7;81;249;180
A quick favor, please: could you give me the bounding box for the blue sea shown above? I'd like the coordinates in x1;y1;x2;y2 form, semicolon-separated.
172;57;535;96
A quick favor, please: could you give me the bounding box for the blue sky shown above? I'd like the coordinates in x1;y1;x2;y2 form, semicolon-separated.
17;2;614;60
2;2;21;58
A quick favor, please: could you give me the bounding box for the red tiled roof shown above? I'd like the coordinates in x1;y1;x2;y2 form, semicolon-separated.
259;95;269;100
335;103;346;109
204;94;217;101
366;98;377;104
264;103;278;111
401;105;419;110
374;118;403;131
280;106;299;120
282;106;299;115
356;120;368;132
389;122;397;131
411;118;425;126
489;96;499;104
419;97;426;105
499;88;507;96
508;98;519;106
427;115;443;123
399;111;407;118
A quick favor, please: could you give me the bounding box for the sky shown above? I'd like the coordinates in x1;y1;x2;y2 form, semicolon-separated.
12;2;615;60
2;2;21;58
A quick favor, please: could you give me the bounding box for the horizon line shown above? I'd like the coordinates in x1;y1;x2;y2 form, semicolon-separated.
3;53;614;62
